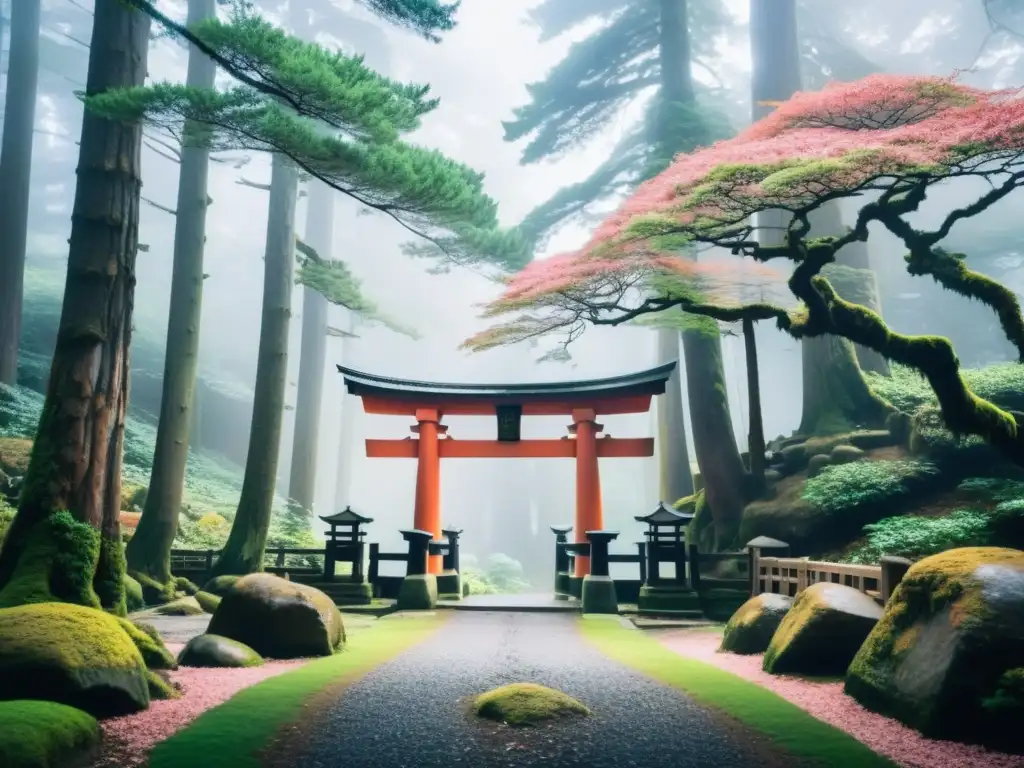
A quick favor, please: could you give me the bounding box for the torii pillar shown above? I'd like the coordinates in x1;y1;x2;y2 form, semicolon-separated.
571;409;603;577
412;408;445;574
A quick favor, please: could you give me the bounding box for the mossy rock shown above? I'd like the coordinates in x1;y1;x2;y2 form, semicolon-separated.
763;582;882;676
195;590;221;614
124;574;144;612
0;437;32;476
721;593;794;655
178;634;264;668
202;574;242;597
473;683;590;726
152;596;205;616
830;444;865;465
207;573;345;659
779;430;896;474
0;699;100;768
845;547;1024;752
132;572;176;606
116;618;176;670
0;602;150;716
807;454;832;478
174;576;200;596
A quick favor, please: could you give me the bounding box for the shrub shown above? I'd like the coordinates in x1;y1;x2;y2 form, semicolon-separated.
802;459;941;518
987;498;1024;549
866;363;1024;414
844;509;992;564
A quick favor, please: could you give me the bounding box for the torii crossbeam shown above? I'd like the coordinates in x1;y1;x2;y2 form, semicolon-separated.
338;362;675;577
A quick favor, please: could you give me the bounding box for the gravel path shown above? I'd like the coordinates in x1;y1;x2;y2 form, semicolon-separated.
269;613;797;768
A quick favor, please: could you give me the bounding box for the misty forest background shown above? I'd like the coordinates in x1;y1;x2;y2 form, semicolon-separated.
1;0;1023;589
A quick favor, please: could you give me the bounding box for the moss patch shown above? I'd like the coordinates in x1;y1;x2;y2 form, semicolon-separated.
147;614;445;768
124;574;144;612
153;597;205;617
0;699;100;768
0;436;32;475
202;574;241;597
473;683;589;726
117;618;176;670
579;618;893;767
195;590;221;613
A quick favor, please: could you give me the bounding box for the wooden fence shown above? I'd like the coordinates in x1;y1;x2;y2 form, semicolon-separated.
751;549;911;605
169;547;327;577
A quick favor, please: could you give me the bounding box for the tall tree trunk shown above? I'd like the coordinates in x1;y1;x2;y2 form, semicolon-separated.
287;181;333;513
127;0;216;590
211;154;298;577
661;0;749;544
743;318;766;495
656;328;694;502
750;0;889;439
0;0;150;613
334;371;357;510
0;0;41;385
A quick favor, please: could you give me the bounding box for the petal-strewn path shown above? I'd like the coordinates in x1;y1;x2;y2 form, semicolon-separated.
264;612;797;768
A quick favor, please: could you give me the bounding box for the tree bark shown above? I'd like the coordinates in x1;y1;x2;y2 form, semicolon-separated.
287;181;333;513
660;0;748;543
750;0;889;439
127;0;216;589
0;0;150;613
0;0;41;385
211;154;298;577
743;318;766;495
656;328;694;503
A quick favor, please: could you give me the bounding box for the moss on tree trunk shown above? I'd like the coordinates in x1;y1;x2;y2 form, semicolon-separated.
127;0;216;590
211;154;298;577
0;0;150;614
0;0;41;385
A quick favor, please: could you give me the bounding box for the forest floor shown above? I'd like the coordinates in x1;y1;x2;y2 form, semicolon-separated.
658;628;1024;768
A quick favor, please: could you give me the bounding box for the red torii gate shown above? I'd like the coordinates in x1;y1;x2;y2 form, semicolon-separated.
337;362;675;577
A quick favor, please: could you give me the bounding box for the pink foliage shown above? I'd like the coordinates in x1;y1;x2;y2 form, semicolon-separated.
469;74;1024;348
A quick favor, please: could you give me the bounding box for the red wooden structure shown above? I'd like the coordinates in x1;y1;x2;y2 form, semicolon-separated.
338;362;675;577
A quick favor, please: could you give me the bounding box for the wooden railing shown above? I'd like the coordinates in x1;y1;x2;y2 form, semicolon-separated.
169;547;328;576
751;548;911;605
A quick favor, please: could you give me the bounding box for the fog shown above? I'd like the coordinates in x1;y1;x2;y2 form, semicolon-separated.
9;0;1024;583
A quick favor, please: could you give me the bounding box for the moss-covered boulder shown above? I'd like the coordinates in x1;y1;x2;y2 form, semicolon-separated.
195;590;221;614
721;593;793;655
132;571;176;606
207;573;345;659
0;603;150;716
116;619;176;670
0;700;101;768
202;574;241;597
124;574;144;612
473;683;590;726
845;547;1024;752
174;576;200;596
763;582;882;676
178;634;264;668
807;454;831;478
830;444;865;464
152;596;204;616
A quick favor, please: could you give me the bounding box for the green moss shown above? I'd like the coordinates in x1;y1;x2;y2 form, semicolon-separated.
843;509;992;564
174;576;200;595
124;574;144;612
148;615;444;768
152;596;205;616
201;574;241;597
579;618;894;767
116;617;176;670
0;511;101;609
867;363;1024;415
95;534;127;616
0;699;100;768
0;436;32;475
195;590;221;613
982;667;1024;721
147;669;179;700
132;571;176;605
802;459;942;517
473;683;590;726
0;602;150;716
178;634;264;668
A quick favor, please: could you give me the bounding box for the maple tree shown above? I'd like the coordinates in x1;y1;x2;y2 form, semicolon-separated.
468;74;1024;465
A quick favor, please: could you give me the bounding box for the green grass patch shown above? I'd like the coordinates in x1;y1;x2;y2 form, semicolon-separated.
148;614;445;768
578;618;895;768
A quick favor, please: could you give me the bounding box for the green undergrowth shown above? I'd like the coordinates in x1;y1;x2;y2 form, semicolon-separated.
147;614;445;768
802;459;942;517
579;618;895;768
866;363;1024;414
0;699;101;768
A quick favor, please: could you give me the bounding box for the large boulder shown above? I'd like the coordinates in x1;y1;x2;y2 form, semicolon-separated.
721;593;793;655
845;547;1024;752
207;573;345;659
0;602;150;716
0;699;101;768
763;582;882;675
178;634;263;668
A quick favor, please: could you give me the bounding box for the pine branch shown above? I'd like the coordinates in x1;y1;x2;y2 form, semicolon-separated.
142;196;177;216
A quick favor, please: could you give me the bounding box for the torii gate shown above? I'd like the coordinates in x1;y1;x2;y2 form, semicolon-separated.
337;362;675;578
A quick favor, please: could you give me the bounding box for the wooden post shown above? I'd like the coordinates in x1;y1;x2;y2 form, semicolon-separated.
687;542;701;591
748;547;761;596
572;410;603;577
401;529;433;576
796;557;809;594
412;409;443;574
637;542;648;584
586;531;618;577
880;555;912;603
368;542;379;584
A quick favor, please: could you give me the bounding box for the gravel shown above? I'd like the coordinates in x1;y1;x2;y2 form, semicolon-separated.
659;629;1024;768
275;612;795;768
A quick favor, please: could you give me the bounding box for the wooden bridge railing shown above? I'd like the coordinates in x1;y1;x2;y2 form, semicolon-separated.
169;547;328;576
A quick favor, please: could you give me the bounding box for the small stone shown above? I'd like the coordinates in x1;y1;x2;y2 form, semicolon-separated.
474;683;590;726
178;634;264;668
